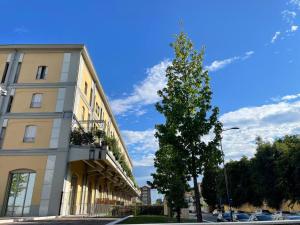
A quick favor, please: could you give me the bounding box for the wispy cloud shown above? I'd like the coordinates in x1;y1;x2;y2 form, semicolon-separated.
272;93;300;102
110;60;171;116
205;56;239;72
282;10;297;24
271;1;299;43
290;0;300;9
14;26;29;34
205;50;254;72
111;51;254;117
271;31;281;43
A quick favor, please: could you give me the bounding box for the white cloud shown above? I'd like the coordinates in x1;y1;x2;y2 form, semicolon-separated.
205;56;239;72
281;93;300;101
122;129;157;152
291;25;299;31
282;10;297;24
220;99;300;161
205;50;254;72
110;60;171;116
122;129;157;166
271;31;281;43
133;154;155;167
111;51;254;116
271;93;300;102
290;0;300;8
125;94;300;167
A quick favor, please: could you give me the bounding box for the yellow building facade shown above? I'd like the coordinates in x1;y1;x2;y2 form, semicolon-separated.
0;45;139;217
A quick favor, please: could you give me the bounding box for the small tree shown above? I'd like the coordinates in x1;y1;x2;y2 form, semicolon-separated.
155;32;222;222
149;144;189;222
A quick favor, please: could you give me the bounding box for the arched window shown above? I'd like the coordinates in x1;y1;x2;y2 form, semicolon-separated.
5;169;36;216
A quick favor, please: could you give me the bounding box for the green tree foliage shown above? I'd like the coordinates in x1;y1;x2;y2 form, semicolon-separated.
149;145;189;222
225;157;253;208
202;135;300;210
251;140;284;209
201;165;219;211
154;32;223;222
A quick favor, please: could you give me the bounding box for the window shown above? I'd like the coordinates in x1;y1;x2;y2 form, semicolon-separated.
84;82;88;95
23;125;37;143
14;62;22;83
82;106;85;121
89;88;93;106
5;170;36;216
100;108;103;120
36;66;47;80
30;93;42;108
1;62;9;83
6;96;13;113
0;127;6;148
95;103;99;116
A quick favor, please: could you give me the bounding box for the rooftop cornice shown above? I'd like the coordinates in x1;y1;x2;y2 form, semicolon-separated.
0;44;85;50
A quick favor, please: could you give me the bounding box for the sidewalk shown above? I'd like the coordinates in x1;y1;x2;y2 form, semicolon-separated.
0;215;126;224
0;216;58;224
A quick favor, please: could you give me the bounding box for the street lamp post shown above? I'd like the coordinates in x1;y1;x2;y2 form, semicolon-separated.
220;127;239;222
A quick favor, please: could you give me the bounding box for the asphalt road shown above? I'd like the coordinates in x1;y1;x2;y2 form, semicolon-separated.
9;218;115;225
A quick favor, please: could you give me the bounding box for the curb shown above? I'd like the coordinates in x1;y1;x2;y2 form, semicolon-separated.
0;219;14;224
0;216;58;224
106;215;133;225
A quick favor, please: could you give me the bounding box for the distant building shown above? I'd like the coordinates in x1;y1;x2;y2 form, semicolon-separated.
140;186;151;205
155;198;163;205
163;183;208;218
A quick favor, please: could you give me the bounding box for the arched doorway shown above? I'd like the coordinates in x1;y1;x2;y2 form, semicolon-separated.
4;170;36;216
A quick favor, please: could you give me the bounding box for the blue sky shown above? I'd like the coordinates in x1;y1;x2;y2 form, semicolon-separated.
2;0;300;202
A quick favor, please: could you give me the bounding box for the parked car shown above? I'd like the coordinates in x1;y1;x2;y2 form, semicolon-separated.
249;213;273;221
273;211;292;220
213;209;221;216
285;215;300;220
217;212;232;222
233;213;250;222
256;209;272;215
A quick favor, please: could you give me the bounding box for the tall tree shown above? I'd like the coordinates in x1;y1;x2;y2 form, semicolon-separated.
149;144;189;222
155;32;223;222
251;139;284;209
201;165;219;211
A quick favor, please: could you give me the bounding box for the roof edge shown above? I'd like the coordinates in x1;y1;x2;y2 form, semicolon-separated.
0;44;85;50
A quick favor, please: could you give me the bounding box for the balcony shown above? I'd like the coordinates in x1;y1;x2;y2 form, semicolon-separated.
68;115;140;196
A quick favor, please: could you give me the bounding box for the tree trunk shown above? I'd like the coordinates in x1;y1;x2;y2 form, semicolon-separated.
176;207;181;223
193;173;203;222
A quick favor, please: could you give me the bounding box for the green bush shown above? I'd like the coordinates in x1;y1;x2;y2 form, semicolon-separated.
138;206;164;215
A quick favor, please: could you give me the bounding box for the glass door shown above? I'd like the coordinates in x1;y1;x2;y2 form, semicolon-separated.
5;171;36;216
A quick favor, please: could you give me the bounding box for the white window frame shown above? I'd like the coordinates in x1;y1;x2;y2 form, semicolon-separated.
23;125;37;143
30;93;42;108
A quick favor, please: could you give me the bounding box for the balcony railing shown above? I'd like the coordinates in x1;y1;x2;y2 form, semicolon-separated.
69;114;139;190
